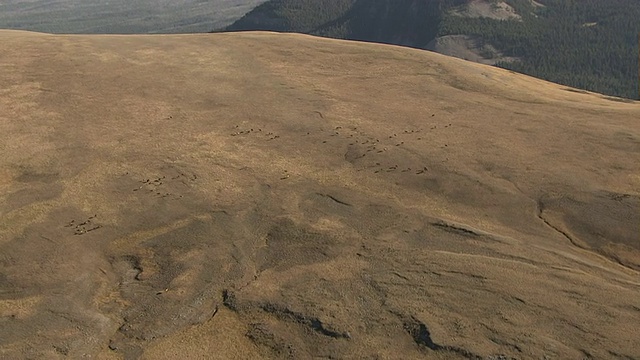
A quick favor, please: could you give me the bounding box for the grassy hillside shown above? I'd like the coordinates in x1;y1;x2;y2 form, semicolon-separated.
1;30;639;360
226;0;640;100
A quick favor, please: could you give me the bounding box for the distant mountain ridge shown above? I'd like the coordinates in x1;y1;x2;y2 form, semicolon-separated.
225;0;640;100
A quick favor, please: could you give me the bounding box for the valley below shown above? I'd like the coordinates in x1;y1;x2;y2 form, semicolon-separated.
0;0;266;33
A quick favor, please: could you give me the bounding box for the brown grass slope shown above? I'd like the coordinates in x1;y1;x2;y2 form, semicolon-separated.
0;30;639;359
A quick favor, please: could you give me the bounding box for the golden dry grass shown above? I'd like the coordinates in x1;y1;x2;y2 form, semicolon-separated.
0;30;639;359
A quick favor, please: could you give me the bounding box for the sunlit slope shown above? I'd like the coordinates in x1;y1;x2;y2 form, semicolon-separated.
0;30;638;360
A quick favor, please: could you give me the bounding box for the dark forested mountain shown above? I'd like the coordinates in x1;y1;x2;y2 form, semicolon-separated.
226;0;640;100
226;0;442;46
